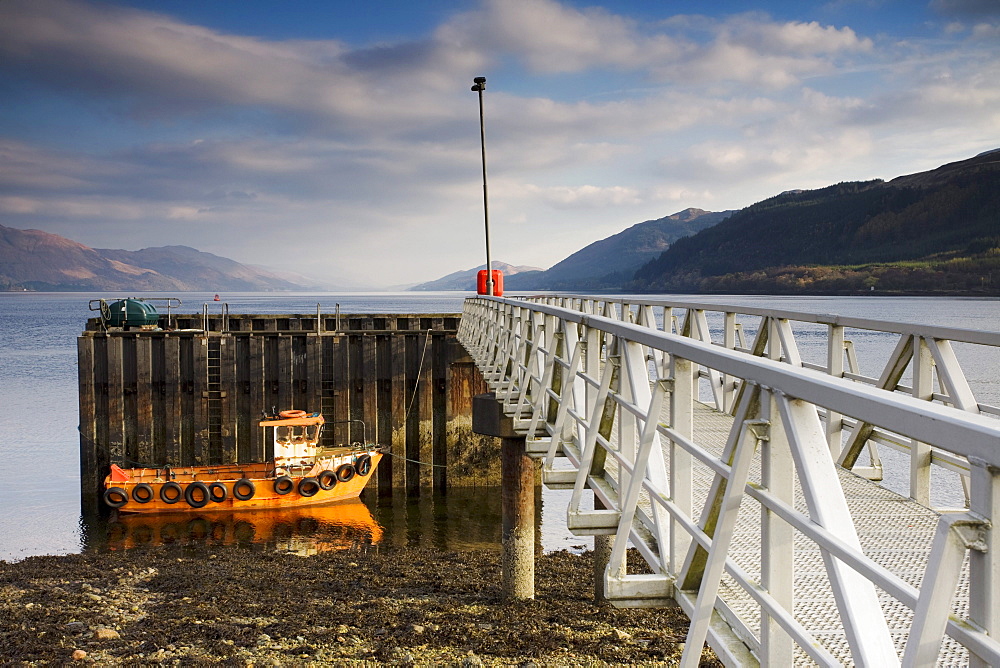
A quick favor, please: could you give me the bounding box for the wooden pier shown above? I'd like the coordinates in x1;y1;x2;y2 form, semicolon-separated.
78;312;495;514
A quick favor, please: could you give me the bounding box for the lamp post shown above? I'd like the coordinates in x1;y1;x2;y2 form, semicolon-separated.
471;75;493;296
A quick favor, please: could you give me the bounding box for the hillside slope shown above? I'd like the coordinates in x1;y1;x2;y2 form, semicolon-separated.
0;224;306;291
494;208;733;291
632;151;1000;293
410;261;543;291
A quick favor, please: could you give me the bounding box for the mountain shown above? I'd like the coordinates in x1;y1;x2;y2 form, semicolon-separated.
411;207;733;293
506;208;734;290
410;261;543;291
631;151;1000;294
0;224;308;291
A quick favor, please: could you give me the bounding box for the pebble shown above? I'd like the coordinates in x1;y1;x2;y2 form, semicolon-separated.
462;653;484;667
72;649;87;661
95;627;121;640
612;628;632;640
66;621;87;634
389;646;414;662
408;623;425;634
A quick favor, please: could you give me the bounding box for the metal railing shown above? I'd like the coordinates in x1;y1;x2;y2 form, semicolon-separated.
458;295;1000;667
513;295;1000;508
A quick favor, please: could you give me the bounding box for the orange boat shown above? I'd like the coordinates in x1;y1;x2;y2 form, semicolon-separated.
102;410;385;514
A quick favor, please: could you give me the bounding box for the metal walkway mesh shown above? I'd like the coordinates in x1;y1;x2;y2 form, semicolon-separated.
676;402;968;666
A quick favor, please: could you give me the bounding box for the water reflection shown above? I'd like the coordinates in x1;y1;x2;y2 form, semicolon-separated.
84;487;507;556
372;486;504;552
90;498;383;555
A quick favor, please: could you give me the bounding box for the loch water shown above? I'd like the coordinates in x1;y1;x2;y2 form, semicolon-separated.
1;292;998;562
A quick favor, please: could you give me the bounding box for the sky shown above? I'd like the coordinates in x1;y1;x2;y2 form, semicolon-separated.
1;0;998;288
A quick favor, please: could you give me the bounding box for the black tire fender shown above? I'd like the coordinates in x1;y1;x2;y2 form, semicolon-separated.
103;487;129;509
317;469;337;490
185;481;210;508
298;477;320;497
336;463;356;483
273;475;294;495
208;482;228;503
233;478;255;501
160;481;183;504
131;483;154;504
355;454;372;476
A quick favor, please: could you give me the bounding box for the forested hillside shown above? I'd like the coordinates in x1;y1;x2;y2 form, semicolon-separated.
630;151;1000;294
504;208;733;291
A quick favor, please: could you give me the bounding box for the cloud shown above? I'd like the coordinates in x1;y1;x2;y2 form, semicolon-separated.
521;184;643;209
0;140;118;192
931;0;1000;19
971;22;1000;38
0;0;462;133
649;14;873;89
439;2;873;90
437;0;681;74
0;0;996;285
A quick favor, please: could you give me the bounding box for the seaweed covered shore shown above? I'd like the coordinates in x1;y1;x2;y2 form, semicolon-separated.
0;544;721;666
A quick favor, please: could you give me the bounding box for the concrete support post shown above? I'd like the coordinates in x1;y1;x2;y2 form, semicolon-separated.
501;434;535;600
473;392;536;600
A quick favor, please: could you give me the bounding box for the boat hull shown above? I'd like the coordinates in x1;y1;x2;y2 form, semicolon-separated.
103;449;383;515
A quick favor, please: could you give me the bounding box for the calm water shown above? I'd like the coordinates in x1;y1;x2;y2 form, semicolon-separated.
1;292;998;562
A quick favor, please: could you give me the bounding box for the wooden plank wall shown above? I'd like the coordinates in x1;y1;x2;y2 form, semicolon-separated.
78;314;495;509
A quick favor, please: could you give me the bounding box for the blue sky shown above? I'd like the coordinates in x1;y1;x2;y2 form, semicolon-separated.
1;0;998;287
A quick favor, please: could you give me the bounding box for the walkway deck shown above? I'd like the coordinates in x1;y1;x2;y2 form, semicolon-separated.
687;402;966;665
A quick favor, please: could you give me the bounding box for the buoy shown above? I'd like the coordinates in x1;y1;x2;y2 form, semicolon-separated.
214;294;221;301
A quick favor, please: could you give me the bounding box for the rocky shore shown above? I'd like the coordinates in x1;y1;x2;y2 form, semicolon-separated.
0;544;721;666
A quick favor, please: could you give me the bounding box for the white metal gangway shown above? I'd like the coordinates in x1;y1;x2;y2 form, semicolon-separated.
458;295;1000;667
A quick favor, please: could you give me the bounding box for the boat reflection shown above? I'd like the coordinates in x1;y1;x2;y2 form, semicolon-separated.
104;498;382;555
87;486;510;556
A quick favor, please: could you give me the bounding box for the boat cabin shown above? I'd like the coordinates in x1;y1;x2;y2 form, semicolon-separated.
259;411;325;468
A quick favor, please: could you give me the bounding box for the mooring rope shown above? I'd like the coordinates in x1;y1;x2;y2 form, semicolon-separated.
392;328;448;468
401;328;433;426
383;450;447;468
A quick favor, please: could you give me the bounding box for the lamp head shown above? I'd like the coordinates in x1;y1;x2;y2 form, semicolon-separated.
471;76;486;91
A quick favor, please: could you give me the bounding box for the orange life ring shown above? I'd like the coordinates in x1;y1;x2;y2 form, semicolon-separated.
279;410;307;419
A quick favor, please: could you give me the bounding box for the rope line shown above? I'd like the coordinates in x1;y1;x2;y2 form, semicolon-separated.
384;450;447;468
401;328;433;425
